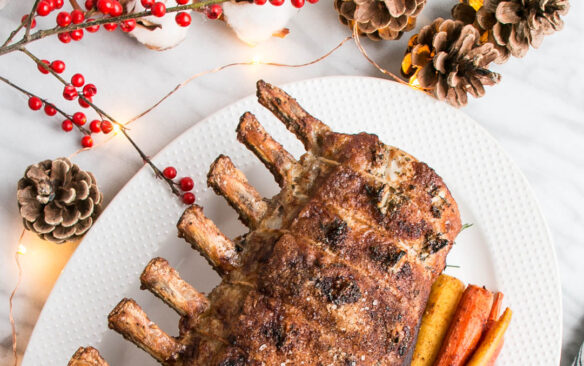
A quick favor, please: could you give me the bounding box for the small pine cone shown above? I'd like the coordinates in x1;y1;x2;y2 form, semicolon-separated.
17;158;103;243
401;18;501;107
334;0;425;41
453;0;569;59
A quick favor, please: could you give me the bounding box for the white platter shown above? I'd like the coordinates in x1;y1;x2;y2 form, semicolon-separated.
22;76;562;365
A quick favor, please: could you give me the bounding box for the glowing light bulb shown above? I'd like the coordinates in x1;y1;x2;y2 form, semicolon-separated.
251;54;262;65
112;123;122;135
409;75;421;90
17;244;27;255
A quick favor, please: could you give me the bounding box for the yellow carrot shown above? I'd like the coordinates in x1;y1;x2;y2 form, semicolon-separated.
466;308;513;366
411;274;465;366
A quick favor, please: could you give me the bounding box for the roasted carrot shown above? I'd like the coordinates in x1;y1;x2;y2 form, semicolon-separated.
486;292;504;330
466;308;513;366
433;285;494;366
411;274;465;366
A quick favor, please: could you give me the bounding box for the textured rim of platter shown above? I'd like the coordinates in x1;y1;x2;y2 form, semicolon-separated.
22;76;562;365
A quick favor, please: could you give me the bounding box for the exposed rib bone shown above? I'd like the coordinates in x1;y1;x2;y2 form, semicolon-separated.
68;346;109;366
237;112;299;187
108;299;184;364
256;79;331;152
141;257;210;317
177;205;240;275
207;155;268;229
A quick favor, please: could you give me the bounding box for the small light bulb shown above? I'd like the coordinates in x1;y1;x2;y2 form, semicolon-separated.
17;244;27;255
252;55;262;65
112;124;122;134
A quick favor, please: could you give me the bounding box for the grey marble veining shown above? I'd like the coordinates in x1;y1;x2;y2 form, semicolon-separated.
0;1;582;365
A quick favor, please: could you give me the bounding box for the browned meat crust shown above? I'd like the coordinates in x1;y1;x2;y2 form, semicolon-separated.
97;80;461;366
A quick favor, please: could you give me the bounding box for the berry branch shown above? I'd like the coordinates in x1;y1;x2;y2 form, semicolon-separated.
0;0;227;56
0;74;91;135
14;46;184;197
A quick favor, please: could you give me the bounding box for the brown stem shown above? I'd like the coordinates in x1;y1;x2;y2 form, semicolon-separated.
20;47;181;197
0;74;90;135
0;0;227;56
25;0;42;41
2;24;24;48
69;0;82;11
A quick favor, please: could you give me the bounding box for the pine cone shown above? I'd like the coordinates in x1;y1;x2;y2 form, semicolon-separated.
334;0;425;41
17;158;103;243
452;0;569;60
401;18;501;107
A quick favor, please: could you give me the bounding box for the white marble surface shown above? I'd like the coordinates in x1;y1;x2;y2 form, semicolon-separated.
0;1;582;365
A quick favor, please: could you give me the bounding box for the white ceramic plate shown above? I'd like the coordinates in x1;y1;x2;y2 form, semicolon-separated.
22;76;561;365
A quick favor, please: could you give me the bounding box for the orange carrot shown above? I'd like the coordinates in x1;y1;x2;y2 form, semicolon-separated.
467;308;513;366
483;292;505;366
433;285;494;366
486;292;504;330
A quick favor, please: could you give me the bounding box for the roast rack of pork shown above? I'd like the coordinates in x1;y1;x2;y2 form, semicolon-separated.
68;80;461;366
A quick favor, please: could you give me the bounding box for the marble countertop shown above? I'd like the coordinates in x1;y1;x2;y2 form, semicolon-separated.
0;0;582;365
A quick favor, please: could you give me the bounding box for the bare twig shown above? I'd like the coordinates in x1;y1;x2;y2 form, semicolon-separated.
25;0;42;41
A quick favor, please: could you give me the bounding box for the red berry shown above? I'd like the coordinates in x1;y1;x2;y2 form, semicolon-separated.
205;4;222;19
151;2;166;17
38;59;50;74
44;104;57;116
70;28;84;40
61;119;74;132
55;0;64;9
100;120;113;134
85;0;95;9
78;96;92;108
71;9;85;24
141;0;154;7
82;83;97;97
86;19;100;32
110;1;123;16
307;0;318;3
291;0;304;7
182;192;195;204
50;60;66;73
21;15;37;28
56;11;71;26
58;31;71;43
176;0;189;4
254;0;267;4
97;0;113;13
63;85;78;100
89;120;101;133
81;135;93;148
175;12;191;27
73;111;87;125
71;73;85;87
179;177;194;191
163;166;177;179
269;0;284;5
28;97;43;110
37;0;52;16
103;22;117;31
120;19;136;32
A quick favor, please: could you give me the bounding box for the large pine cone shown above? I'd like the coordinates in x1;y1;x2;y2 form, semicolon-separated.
401;18;501;107
452;0;569;60
17;158;103;243
335;0;425;40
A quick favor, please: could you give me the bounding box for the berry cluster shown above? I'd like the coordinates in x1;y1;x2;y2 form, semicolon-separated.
162;167;196;204
29;58;115;148
254;0;319;8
